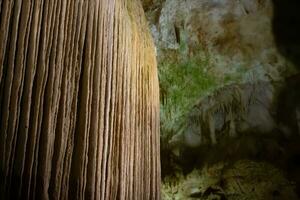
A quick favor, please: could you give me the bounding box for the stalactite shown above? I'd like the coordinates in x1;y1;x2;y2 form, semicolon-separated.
0;0;160;199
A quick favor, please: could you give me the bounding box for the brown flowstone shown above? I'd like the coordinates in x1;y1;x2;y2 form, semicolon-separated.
0;0;160;199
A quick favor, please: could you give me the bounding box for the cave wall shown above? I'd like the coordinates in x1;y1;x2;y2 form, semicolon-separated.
141;0;300;199
0;0;160;199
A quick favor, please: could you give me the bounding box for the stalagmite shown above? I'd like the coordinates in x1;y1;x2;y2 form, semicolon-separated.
0;0;160;199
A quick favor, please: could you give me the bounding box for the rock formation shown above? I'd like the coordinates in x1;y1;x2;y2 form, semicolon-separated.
140;0;300;198
144;0;295;152
0;0;160;199
170;81;278;148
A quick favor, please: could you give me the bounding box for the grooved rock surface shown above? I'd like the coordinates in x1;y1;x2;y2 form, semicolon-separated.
0;0;160;199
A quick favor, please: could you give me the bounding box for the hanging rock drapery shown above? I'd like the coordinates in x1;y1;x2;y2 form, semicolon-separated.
0;0;160;199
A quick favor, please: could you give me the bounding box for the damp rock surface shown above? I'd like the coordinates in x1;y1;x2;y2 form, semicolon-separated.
162;160;298;200
141;1;300;199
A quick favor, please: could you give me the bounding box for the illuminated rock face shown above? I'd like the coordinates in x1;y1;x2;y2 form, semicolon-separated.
0;0;160;199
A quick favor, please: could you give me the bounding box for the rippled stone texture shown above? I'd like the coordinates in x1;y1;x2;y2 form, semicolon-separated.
0;0;160;199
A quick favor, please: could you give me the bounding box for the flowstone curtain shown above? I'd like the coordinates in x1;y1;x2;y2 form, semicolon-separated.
0;0;160;199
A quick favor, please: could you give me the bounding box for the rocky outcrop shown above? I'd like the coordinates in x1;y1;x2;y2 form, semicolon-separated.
0;0;160;199
144;0;292;79
170;81;278;148
144;0;298;153
162;160;298;200
140;0;300;198
169;76;300;159
164;79;300;198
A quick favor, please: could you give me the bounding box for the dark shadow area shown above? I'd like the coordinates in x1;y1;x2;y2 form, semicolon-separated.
272;0;300;196
272;0;300;67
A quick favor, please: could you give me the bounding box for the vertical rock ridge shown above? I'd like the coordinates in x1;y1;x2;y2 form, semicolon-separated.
0;0;160;199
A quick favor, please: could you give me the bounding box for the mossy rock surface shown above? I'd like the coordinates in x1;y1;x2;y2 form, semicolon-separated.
162;160;297;200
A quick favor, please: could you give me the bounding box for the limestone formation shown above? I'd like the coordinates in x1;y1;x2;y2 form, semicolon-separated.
0;0;160;199
170;81;277;148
